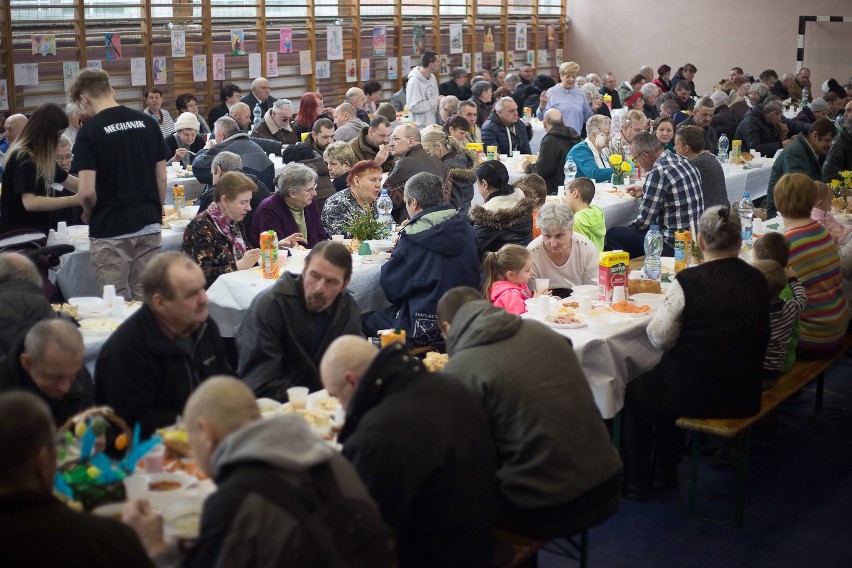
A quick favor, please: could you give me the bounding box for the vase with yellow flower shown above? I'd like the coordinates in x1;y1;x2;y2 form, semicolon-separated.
608;154;633;186
829;171;852;211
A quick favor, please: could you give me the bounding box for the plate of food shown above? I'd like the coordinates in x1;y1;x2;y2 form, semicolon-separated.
543;312;586;329
256;397;282;418
78;317;122;337
162;496;206;539
611;301;652;317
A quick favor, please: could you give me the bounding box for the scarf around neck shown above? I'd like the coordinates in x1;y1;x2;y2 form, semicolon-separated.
206;202;247;258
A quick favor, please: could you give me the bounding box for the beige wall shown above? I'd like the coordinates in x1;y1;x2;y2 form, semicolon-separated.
567;0;852;95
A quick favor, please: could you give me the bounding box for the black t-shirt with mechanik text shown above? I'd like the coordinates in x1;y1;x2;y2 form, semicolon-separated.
0;152;69;235
72;106;170;238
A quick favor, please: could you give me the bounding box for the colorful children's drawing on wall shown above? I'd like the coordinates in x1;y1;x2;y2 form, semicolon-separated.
231;29;246;55
105;33;122;62
31;35;56;57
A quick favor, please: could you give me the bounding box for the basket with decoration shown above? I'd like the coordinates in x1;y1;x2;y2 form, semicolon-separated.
55;407;160;510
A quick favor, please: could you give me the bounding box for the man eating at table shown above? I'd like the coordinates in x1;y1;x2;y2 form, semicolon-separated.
604;131;703;258
95;252;230;437
236;241;362;401
0;391;153;567
437;287;623;539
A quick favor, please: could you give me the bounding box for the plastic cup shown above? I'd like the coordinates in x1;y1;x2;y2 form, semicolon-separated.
111;300;125;318
143;445;165;473
611;286;626;304
287;387;309;410
579;297;592;315
57;221;68;235
171;162;181;173
331;234;344;241
534;278;550;293
102;284;116;306
124;474;150;500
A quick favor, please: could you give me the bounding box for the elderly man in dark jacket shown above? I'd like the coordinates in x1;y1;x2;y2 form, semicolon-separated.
193;116;276;194
236;242;362;401
321;337;497;568
824;112;852;183
0;253;54;354
250;98;298;145
527;108;581;195
95;253;230;437
438;290;622;537
0;320;93;426
385;124;447;222
349;116;395;173
481;97;532;156
734;100;790;157
280;118;337;211
365;173;480;346
439;67;473;100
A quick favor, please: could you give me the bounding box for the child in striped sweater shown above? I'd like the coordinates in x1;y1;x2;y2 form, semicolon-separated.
752;259;808;389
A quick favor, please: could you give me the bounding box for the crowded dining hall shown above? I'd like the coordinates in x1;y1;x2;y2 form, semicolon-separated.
2;1;852;566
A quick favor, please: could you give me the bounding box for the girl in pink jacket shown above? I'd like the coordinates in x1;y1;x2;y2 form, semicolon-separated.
483;244;536;315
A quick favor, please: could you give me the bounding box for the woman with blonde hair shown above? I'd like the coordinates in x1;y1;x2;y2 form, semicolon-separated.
422;128;477;212
323;141;357;192
0;102;80;235
537;61;592;133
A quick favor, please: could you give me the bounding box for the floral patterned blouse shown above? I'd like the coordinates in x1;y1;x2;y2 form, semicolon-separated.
182;211;247;288
320;188;378;238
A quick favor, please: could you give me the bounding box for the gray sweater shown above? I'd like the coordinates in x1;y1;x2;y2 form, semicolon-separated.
690;151;729;208
444;300;622;509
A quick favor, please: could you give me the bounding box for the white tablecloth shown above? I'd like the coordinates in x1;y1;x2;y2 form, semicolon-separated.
54;229;185;299
528;120;545;154
206;256;389;338
721;162;772;203
165;159;286;205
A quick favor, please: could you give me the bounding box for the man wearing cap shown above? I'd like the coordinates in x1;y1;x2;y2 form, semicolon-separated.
251;98;297;145
794;98;831;125
165;112;206;167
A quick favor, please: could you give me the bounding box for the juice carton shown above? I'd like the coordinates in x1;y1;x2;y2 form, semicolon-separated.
380;328;407;347
674;230;691;272
259;230;280;279
598;251;630;303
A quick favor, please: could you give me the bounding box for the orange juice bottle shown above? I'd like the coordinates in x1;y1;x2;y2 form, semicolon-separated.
259;230;279;279
380;328;406;347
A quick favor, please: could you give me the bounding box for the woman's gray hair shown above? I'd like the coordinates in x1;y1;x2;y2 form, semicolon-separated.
750;82;769;99
582;83;602;102
277;162;318;196
536;202;575;232
699;206;741;252
57;134;73;151
586;115;611;138
440;95;459;115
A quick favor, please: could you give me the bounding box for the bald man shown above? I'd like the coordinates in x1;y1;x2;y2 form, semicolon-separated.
333;103;368;143
0;113;27;173
0;391;152;566
0;252;54;353
384;124;446;222
0;320;94;426
125;376;389;567
530;107;582;195
241;77;276;116
228;102;252;131
321;337;497;568
345;87;371;123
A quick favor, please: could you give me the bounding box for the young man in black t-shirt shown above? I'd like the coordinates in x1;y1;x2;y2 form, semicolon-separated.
69;69;171;299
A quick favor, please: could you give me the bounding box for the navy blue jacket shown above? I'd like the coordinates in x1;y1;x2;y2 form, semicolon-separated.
366;205;480;346
481;113;532;156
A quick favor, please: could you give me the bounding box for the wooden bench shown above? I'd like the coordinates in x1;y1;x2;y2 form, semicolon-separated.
496;529;589;568
676;334;852;527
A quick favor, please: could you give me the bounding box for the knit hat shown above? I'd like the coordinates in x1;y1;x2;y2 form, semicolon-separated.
710;90;728;105
174;112;200;132
810;98;830;113
822;78;846;98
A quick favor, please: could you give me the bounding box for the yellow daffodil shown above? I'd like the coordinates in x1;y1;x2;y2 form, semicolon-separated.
609;154;622;166
621;161;633;173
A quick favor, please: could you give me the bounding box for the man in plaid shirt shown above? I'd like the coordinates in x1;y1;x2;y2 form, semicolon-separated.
605;131;703;257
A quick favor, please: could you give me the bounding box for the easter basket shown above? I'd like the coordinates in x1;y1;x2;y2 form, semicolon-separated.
57;407;133;511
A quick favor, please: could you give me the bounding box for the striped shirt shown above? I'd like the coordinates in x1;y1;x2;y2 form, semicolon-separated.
629;151;704;249
764;278;808;372
785;221;850;353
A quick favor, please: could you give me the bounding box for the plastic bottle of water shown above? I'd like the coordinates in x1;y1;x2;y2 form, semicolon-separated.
802;86;810;107
738;192;754;247
717;133;729;163
643;225;663;280
563;156;577;184
252;103;262;126
376;188;393;229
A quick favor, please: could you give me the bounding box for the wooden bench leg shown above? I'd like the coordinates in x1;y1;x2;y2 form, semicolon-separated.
815;371;825;411
733;428;752;528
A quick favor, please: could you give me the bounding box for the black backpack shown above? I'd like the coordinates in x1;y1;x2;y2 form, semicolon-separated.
257;462;395;568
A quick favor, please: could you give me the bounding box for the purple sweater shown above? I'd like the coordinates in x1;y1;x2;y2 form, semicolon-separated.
249;192;329;248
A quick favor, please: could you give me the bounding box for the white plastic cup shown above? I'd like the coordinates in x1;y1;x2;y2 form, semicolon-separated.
534;278;550;293
124;474;150;500
611;285;626;304
269;153;276;160
110;300;125;318
171;162;181;173
102;284;116;306
57;221;68;235
579;297;592;315
287;386;309;410
331;234;344;241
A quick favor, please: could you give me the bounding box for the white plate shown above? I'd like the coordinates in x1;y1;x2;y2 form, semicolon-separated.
162;496;206;539
92;501;127;521
522;312;587;329
78;317;122;336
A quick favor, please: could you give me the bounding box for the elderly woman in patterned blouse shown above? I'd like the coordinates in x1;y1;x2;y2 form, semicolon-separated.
182;171;261;288
321;159;383;237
